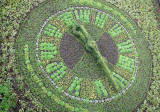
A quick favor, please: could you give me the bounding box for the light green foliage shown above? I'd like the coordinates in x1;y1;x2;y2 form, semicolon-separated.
117;55;135;72
84;10;91;23
46;62;67;81
24;45;30;63
39;82;44;87
94;12;108;29
117;40;135;53
74;9;91;24
68;77;82;96
40;43;57;50
44;24;63;38
94;80;108;97
74;10;79;20
46;62;57;74
47;91;52;96
75;107;80;112
59;11;76;27
112;72;129;89
108;23;124;37
40;43;58;60
80;10;83;21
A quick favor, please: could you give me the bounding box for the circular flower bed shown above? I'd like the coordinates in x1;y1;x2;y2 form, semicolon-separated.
1;0;159;112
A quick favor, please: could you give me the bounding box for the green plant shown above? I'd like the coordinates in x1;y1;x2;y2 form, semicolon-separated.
0;84;17;112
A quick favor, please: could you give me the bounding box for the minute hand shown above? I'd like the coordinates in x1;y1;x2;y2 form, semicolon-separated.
70;24;119;90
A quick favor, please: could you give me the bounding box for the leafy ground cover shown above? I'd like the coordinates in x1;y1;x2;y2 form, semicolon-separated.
0;0;160;112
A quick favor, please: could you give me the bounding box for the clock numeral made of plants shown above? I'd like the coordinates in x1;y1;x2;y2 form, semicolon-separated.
16;0;152;111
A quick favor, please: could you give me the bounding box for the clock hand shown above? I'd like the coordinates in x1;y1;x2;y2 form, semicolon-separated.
70;24;119;90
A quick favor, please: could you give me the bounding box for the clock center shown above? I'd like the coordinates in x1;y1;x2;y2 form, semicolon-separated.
60;25;118;79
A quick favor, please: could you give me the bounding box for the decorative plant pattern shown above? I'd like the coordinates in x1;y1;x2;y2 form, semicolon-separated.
0;0;159;112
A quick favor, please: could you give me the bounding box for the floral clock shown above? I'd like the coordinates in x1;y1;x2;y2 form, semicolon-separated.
16;0;152;111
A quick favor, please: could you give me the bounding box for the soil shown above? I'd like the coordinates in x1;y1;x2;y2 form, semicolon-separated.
98;32;118;65
60;33;85;69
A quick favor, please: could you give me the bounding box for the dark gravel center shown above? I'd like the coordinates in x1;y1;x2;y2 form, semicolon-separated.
98;32;118;65
60;33;85;69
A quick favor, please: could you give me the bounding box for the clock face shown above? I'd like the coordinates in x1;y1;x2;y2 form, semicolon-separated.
36;7;138;103
16;0;152;111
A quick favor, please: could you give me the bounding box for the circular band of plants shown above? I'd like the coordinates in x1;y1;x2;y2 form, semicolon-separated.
15;0;152;111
